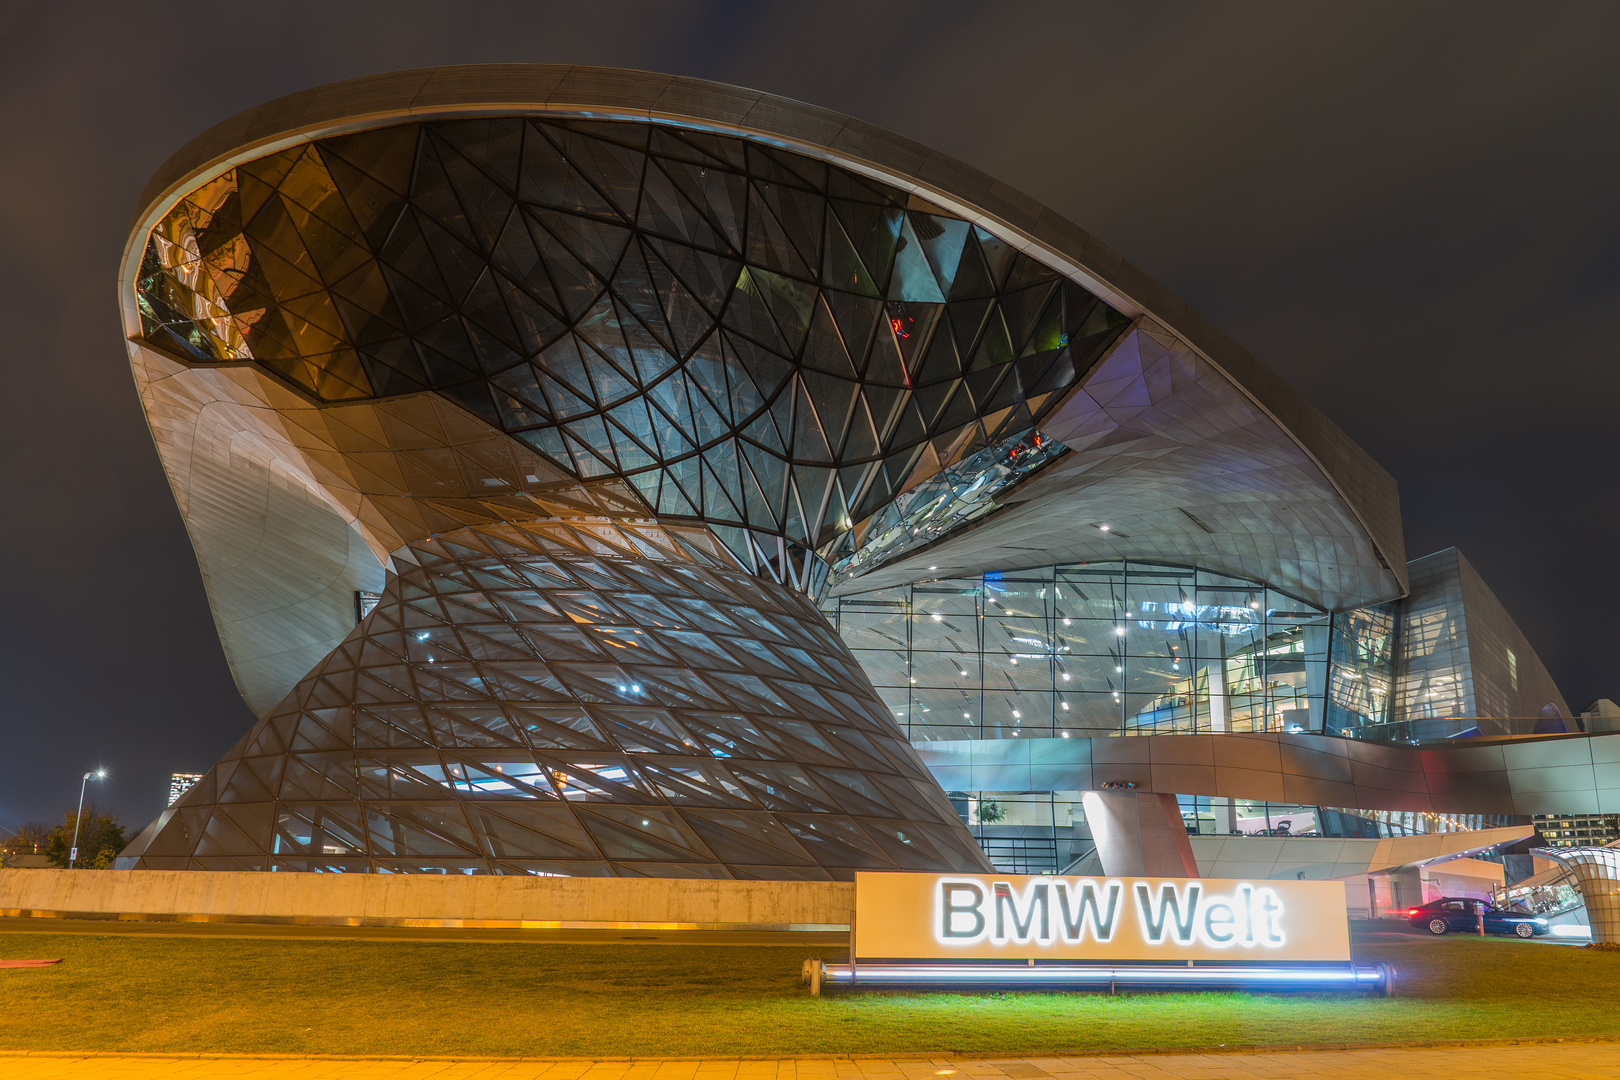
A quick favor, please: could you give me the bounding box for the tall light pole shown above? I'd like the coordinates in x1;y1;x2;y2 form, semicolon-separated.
68;770;106;868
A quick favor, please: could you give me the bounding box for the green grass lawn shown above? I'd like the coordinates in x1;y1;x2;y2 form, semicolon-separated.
0;931;1611;1057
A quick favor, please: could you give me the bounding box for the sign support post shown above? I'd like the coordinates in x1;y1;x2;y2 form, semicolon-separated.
848;907;857;985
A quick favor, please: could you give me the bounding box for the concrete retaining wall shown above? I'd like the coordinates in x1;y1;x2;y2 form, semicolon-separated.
0;870;854;930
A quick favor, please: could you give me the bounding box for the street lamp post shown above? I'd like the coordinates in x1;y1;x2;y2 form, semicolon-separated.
68;770;105;868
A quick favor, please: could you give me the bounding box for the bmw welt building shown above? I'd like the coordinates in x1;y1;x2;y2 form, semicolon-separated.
115;66;1603;884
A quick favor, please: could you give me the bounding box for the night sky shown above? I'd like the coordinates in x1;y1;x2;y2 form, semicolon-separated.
1;1;1615;832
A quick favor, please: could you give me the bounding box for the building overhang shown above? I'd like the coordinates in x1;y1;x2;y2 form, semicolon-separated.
916;730;1620;817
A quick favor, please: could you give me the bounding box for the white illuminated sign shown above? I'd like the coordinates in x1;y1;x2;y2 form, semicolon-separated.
854;872;1347;964
933;878;1284;950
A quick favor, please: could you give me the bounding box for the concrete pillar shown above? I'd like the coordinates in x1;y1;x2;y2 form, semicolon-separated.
1387;868;1423;912
1081;791;1200;878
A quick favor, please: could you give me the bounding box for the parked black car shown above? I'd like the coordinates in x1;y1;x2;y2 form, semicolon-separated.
1406;897;1550;937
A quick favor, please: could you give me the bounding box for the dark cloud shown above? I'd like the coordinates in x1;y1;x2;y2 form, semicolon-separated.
0;0;1613;828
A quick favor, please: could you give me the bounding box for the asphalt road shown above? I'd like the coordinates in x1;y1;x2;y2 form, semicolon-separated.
1351;916;1586;946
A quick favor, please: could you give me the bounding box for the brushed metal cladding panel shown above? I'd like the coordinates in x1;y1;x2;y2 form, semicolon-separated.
971;741;1035;768
915;741;977;770
753;100;853;151
1348;759;1429;793
413;65;570;107
1030;761;1091;792
1280;837;1341;861
1094;738;1155;766
1509;764;1601;795
1419;742;1511;778
1207;861;1281;880
913;732;1620;814
549;67;676;110
1213;735;1281;773
1424;766;1513;801
1282;776;1358;808
977;742;1035;791
1346;739;1423;771
1030;736;1094;766
1351;785;1434;813
1517;790;1603;816
1148;734;1217;766
1096;761;1155;789
1029;737;1093;791
1151;763;1219;794
1278;739;1354;784
1433;788;1517;816
1504;740;1597;769
1213;766;1288;802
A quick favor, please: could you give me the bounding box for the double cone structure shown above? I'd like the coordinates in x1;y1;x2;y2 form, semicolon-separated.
117;66;1149;877
148;518;986;875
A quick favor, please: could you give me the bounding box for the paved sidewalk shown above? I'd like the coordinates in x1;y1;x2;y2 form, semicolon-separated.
3;1045;1618;1079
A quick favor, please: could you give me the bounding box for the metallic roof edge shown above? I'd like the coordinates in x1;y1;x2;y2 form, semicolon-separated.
119;63;1407;598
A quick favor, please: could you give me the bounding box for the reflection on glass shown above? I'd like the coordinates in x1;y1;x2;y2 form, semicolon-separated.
1325;603;1397;737
827;429;1065;584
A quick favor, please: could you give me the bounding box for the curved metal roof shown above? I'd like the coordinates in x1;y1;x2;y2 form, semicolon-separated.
121;65;1408;715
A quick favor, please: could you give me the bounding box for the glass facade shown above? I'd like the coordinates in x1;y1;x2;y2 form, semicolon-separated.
827;561;1348;740
1325;602;1398;738
135;116;1127;593
826;428;1066;587
1395;581;1472;734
